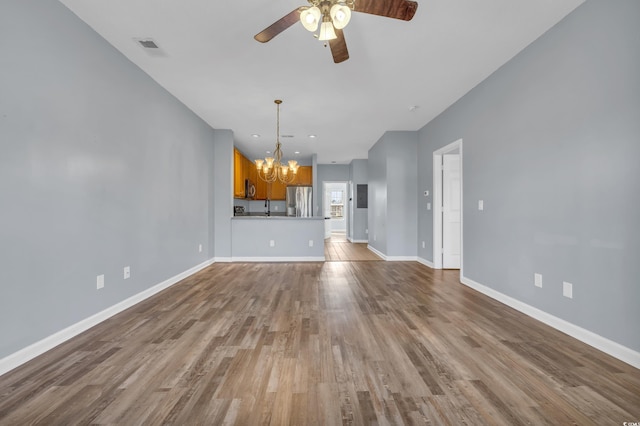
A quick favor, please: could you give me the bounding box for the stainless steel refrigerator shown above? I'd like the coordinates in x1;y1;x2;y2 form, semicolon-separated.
286;186;313;217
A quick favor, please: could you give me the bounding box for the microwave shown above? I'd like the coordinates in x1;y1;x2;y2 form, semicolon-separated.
245;179;256;199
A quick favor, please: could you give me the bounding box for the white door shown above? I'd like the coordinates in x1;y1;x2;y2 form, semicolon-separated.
442;154;461;269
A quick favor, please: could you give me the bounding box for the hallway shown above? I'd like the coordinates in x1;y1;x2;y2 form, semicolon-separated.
324;233;382;262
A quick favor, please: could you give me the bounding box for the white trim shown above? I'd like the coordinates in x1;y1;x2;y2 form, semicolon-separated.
231;256;325;262
0;258;215;377
433;139;463;274
386;256;419;262
348;239;369;243
417;257;435;268
433;154;443;269
367;245;386;260
214;257;232;263
460;275;640;369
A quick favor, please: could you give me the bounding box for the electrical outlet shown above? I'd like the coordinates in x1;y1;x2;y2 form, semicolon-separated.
422;241;425;249
563;281;573;299
269;240;275;247
427;202;431;210
365;229;368;234
274;205;279;211
123;266;130;280
534;273;542;288
97;274;104;290
373;235;377;241
199;244;203;253
309;240;314;247
478;200;484;211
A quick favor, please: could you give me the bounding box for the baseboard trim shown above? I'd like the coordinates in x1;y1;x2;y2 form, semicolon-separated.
460;275;640;369
231;256;325;262
417;257;435;268
367;245;386;260
348;239;369;243
214;257;232;263
0;258;215;377
386;256;419;262
366;246;424;263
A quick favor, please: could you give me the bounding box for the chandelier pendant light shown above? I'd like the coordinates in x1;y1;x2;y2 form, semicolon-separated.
300;0;353;41
255;100;299;185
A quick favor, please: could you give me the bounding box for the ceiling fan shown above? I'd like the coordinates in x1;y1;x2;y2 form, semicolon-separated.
254;0;418;63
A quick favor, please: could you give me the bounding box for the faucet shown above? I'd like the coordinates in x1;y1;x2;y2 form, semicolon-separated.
265;199;271;216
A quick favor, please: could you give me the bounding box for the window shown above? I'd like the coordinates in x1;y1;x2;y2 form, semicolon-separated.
330;190;344;218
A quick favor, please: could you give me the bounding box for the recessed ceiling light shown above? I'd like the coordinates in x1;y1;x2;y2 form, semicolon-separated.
266;151;271;154
294;151;300;154
251;134;260;138
308;134;317;139
408;105;420;112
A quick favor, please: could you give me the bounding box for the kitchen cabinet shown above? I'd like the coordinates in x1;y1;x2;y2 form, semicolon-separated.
271;179;287;200
296;166;312;186
233;148;245;198
239;154;313;200
255;176;268;200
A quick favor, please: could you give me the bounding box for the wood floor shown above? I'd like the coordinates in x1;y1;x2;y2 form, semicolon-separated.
1;262;638;425
324;234;382;262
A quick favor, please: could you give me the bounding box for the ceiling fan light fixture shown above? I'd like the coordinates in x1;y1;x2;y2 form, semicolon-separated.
318;20;337;41
300;6;321;31
330;3;351;29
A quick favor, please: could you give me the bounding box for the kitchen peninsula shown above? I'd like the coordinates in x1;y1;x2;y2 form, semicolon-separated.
231;216;325;261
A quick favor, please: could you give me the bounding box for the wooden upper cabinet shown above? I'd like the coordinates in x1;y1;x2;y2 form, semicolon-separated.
296;166;312;186
270;179;287;200
255;177;268;200
237;154;313;200
248;158;257;185
233;148;245;198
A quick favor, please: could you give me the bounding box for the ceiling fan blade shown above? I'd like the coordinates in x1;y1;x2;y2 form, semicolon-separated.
353;0;418;21
329;29;349;63
254;8;303;43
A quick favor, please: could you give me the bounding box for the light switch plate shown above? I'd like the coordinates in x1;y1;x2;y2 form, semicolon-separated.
427;202;431;210
478;200;484;211
97;274;104;289
534;273;542;288
269;240;275;247
309;240;314;247
563;281;573;298
123;266;130;280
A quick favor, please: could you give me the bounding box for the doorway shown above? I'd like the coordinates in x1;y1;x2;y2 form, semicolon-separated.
323;182;348;238
433;139;463;273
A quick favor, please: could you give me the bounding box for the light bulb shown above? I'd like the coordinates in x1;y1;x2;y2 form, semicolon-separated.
300;6;321;32
330;4;351;30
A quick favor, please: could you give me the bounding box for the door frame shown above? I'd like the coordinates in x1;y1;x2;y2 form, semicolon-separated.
322;181;349;235
433;139;463;276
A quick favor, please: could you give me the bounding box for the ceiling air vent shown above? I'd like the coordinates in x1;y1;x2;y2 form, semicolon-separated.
138;39;159;49
281;135;294;138
133;38;167;57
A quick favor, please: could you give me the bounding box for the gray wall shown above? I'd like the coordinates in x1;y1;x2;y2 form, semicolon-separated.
368;137;388;254
212;130;233;260
0;1;216;358
417;0;640;351
231;219;325;259
368;132;419;257
315;164;350;217
349;159;369;242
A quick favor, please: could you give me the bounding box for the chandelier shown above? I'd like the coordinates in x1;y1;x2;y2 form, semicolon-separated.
300;0;354;41
255;100;299;184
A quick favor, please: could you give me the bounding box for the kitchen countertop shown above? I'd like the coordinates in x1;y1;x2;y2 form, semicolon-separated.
232;215;324;220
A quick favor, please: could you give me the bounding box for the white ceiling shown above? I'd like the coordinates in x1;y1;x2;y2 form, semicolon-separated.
58;0;583;164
